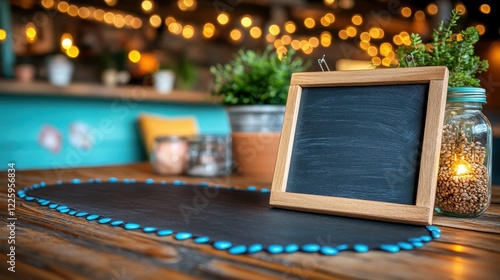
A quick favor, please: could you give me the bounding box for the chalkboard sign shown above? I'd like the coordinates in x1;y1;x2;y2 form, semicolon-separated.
270;67;449;225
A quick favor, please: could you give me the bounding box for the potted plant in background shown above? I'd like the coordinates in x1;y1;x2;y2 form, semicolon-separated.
153;63;176;94
210;46;310;180
397;9;491;218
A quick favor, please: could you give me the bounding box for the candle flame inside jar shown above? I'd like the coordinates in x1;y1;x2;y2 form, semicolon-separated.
452;159;472;177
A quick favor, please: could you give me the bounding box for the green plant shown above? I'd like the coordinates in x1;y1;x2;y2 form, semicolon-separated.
397;9;488;87
210;46;310;105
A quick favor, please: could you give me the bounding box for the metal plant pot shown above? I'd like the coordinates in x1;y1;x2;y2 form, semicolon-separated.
225;105;285;133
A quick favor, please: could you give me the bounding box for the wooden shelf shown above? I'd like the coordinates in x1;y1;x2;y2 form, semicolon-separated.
0;79;218;104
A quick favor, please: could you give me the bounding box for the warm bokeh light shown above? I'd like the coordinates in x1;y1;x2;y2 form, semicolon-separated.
25;23;37;42
203;23;215;38
230;29;242;41
128;50;141;63
371;57;381;66
304;17;315;29
182;25;194;39
178;0;197;11
455;3;466;15
66;46;79;58
393;35;403;45
369;27;384;39
142;0;153;12
94;9;105;21
285;21;296;33
281;35;291;45
68;5;78;17
165;17;176;26
241;16;252;28
360;32;370;41
291;39;300;50
274;39;283;48
149;14;162;28
265;34;275;43
480;4;491;14
359;40;370;50
367;46;378;56
379;42;392;56
113;14;125;28
401;7;412;17
476;24;486;35
41;0;54;9
339;30;348;40
169;23;182;34
309;37;319;48
105;0;117;6
217;13;229;25
346;26;357;37
250;26;262;38
78;7;90;19
61;33;73;49
0;29;6;42
131;18;142;29
57;1;69;13
351;14;363;25
104;12;115;24
324;0;335;5
415;10;425;21
269;24;280;36
427;3;438;15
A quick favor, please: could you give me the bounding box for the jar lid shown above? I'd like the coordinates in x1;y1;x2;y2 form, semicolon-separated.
447;87;486;104
155;135;187;142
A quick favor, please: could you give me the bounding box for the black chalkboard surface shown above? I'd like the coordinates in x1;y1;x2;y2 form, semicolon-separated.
270;67;449;225
286;84;429;205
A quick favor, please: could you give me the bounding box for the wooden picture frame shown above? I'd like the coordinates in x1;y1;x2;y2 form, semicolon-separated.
270;66;449;225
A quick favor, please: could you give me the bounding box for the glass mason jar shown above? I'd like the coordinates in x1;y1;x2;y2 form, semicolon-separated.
435;87;492;217
150;136;188;175
186;135;232;177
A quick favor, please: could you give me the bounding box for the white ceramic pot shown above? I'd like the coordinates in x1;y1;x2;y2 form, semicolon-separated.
101;68;118;87
47;54;73;86
153;70;175;94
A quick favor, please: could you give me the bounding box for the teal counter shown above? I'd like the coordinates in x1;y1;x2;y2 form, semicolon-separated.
0;80;230;170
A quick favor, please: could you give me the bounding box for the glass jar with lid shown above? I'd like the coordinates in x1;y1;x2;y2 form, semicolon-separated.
435;87;492;217
150;136;188;175
186;135;232;177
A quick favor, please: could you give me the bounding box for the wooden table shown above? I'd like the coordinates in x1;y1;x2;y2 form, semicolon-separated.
1;163;499;279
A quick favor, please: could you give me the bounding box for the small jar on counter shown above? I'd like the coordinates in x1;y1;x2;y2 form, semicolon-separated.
186;135;232;177
150;136;188;175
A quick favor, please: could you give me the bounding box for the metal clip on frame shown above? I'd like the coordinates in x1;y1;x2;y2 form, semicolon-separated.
405;54;417;67
318;55;330;72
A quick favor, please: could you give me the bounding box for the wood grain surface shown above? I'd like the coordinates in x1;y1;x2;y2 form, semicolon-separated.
1;163;499;279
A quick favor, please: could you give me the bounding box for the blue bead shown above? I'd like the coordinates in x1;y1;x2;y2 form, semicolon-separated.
68;210;77;216
320;246;339;256
175;232;193;241
56;180;62;185
173;180;182;185
426;225;441;233
247;244;263;254
41;201;51;206
157;229;173;236
160;180;167;185
353;244;369;253
110;220;124;226
397;242;414;250
18;193;26;199
380;244;400;253
194;236;210;244
247;186;257;191
88;179;94;183
124;223;141;230
408;237;422;243
200;182;209;187
267;244;284;254
25;196;35;201
56;205;68;211
213;240;232;250
76;212;88;217
33;184;40;189
59;208;70;213
420;235;432;242
98;218;112;224
412;241;424;248
37;199;46;203
86;214;99;221
123;179;130;183
108;177;118;183
146;178;154;184
260;188;270;193
17;190;25;195
301;244;321;253
49;203;58;209
95;178;102;183
284;244;299;253
71;178;81;184
431;231;441;239
229;245;247;255
40;182;46;187
143;227;157;233
337;244;349;251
